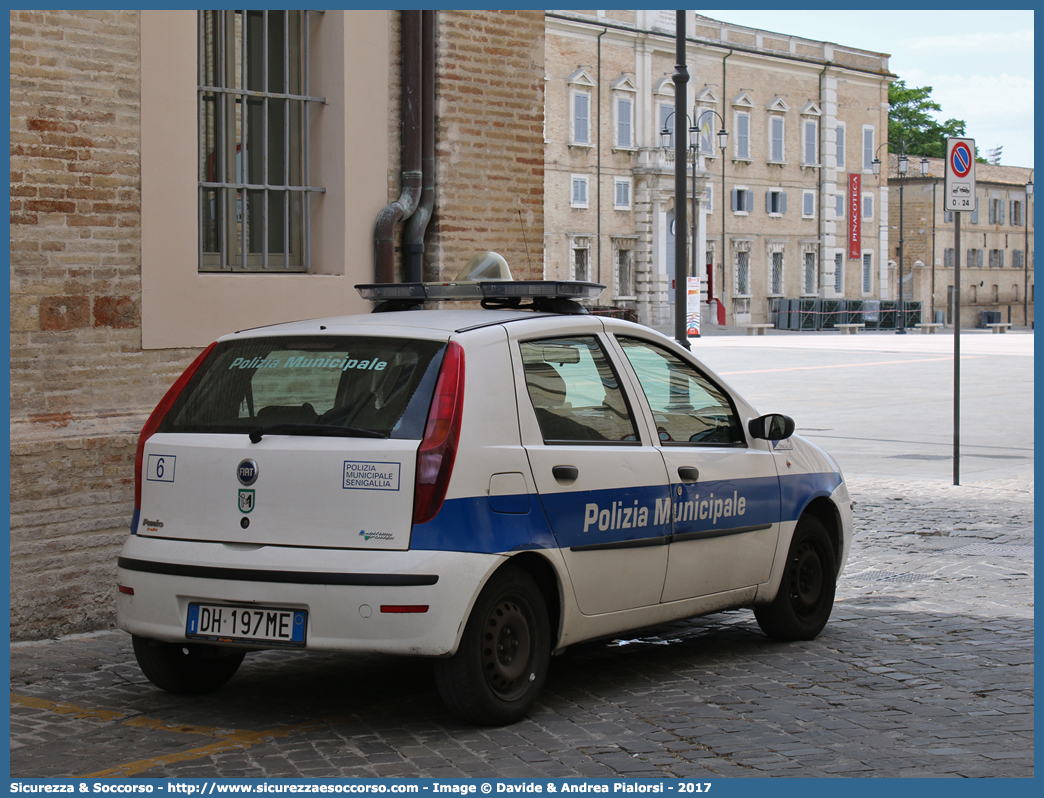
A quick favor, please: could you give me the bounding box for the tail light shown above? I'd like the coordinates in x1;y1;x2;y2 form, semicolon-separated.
413;342;465;525
132;342;217;531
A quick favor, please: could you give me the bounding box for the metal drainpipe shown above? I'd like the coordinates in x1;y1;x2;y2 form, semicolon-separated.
721;50;731;324
373;10;423;283
596;27;606;286
817;63;826;330
404;10;436;283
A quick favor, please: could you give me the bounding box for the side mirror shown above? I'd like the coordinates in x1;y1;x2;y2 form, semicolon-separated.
748;413;795;441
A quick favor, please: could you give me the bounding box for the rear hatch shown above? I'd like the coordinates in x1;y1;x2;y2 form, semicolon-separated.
138;334;447;551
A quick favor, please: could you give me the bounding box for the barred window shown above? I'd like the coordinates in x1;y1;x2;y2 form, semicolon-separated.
736;250;750;295
803;250;817;295
199;10;325;271
834;252;843;293
572;238;591;282
770;250;784;295
616;247;635;298
862;253;873;294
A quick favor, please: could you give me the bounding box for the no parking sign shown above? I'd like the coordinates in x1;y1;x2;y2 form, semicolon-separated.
945;137;976;212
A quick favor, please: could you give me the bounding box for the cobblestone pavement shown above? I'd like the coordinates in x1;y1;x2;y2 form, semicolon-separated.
10;474;1033;779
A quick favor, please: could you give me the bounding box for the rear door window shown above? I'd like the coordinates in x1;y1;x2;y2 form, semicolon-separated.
520;336;639;444
161;336;445;440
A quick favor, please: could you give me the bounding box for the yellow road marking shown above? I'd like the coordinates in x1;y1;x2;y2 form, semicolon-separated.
13;689;428;778
84;720;331;778
10;693;126;723
123;715;237;737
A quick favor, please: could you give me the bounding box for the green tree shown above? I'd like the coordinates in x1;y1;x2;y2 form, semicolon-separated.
888;79;968;158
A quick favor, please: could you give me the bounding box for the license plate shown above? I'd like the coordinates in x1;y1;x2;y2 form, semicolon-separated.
186;603;307;647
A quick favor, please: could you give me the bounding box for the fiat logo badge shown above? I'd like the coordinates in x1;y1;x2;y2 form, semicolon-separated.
237;459;259;486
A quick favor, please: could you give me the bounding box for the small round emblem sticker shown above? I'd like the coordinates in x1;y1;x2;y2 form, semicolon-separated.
237;459;259;486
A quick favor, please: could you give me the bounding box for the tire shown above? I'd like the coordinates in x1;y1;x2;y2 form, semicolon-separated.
754;515;837;641
132;635;246;695
434;565;550;726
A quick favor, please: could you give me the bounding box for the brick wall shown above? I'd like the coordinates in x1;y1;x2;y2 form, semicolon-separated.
10;9;548;640
431;10;545;281
10;10;200;639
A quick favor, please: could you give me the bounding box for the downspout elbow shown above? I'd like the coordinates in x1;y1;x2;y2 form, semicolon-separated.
374;10;423;284
374;177;422;282
404;9;437;283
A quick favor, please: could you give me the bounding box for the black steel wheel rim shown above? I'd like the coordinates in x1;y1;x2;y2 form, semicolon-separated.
789;538;825;619
480;595;533;699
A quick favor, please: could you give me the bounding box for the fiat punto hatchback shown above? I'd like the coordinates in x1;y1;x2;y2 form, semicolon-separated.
118;266;852;725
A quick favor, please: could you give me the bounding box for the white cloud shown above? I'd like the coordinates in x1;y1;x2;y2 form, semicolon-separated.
901;29;1034;55
900;70;1034;166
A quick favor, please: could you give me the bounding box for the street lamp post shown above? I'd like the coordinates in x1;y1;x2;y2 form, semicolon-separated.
660;110;727;339
694;109;728;328
874;143;929;332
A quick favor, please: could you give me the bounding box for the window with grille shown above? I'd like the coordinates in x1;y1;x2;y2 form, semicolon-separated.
770;250;784;294
199;10;324;272
572;241;590;281
862;253;872;293
835;123;845;170
834;252;843;293
804;251;817;294
617;247;635;297
736;250;750;295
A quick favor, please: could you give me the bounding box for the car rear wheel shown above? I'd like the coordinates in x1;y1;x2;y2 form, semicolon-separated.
434;565;550;726
754;515;836;641
132;635;246;695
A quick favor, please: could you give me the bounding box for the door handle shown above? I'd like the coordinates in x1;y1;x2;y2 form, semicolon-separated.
677;466;700;482
552;465;579;482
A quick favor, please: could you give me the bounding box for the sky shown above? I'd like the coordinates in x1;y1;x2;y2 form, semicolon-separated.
699;9;1035;169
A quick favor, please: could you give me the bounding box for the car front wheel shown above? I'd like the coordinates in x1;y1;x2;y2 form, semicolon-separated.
132;635;246;695
754;515;837;641
434;565;550;726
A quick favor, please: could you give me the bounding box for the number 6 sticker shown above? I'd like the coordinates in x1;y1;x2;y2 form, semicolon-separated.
146;454;176;482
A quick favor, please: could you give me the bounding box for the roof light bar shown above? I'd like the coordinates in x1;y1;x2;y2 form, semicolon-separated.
356;280;605;304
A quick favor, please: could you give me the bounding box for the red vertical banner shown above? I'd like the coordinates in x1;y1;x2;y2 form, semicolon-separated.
848;173;862;260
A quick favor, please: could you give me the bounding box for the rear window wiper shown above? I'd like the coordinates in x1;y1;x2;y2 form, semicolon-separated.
249;424;389;444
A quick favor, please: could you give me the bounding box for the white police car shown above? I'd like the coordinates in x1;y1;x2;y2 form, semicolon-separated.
117;255;852;725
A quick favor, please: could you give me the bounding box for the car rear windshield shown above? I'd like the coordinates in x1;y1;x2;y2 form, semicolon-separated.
160;335;446;440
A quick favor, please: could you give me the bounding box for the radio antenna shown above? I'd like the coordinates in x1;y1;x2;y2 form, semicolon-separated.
517;209;533;274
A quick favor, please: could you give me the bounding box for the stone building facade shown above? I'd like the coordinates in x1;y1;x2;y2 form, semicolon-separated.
9;9;545;639
543;10;893;328
884;155;1034;328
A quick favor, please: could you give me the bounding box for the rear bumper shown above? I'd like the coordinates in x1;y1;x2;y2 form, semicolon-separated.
116;535;503;656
